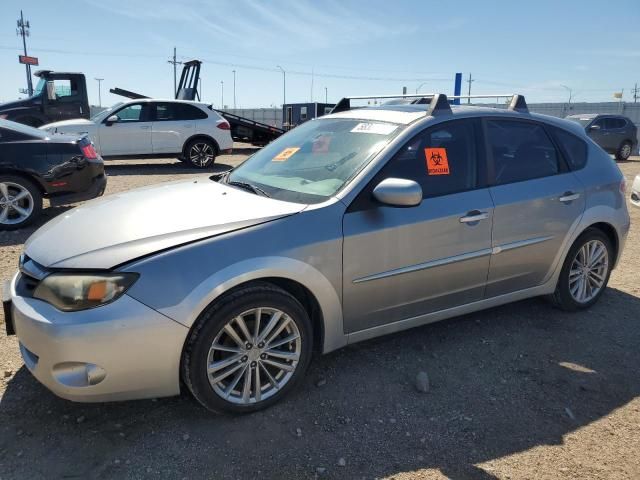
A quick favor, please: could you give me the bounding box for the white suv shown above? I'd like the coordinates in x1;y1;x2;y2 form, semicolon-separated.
41;99;233;168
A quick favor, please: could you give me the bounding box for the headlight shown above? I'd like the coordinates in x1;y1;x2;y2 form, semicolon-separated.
33;273;139;312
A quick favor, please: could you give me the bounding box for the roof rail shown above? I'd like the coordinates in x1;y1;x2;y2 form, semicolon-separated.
331;93;528;115
449;94;528;113
331;93;452;115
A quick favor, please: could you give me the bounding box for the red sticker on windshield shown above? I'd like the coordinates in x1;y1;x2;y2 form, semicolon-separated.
425;148;450;175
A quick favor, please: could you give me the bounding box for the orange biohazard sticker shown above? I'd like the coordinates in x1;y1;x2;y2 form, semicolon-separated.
425;148;450;175
273;147;300;161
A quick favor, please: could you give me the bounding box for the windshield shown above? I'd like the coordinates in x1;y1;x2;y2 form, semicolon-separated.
32;77;46;97
228;118;402;204
566;116;594;127
91;103;124;121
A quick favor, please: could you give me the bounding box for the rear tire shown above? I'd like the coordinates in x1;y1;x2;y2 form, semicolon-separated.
552;228;613;311
0;175;42;231
615;141;632;161
184;138;217;168
182;283;313;414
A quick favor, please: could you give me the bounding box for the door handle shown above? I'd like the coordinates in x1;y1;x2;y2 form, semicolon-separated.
460;210;489;223
140;125;150;129
559;191;580;203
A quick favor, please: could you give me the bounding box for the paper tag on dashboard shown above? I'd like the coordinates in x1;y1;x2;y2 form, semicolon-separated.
350;123;397;135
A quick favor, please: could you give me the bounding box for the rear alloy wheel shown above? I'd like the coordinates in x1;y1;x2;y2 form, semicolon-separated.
552;228;613;311
0;176;42;230
616;141;632;161
185;139;216;168
182;283;312;413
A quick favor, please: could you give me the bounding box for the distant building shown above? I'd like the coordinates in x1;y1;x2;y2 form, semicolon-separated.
282;102;335;130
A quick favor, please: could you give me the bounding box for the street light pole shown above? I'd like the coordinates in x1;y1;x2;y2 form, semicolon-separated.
220;81;224;109
560;84;573;104
276;65;286;106
94;78;104;107
415;82;427;94
325;86;328;103
232;70;236;110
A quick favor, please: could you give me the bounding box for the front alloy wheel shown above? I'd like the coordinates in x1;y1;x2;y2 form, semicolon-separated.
208;307;302;404
186;140;216;168
183;283;312;413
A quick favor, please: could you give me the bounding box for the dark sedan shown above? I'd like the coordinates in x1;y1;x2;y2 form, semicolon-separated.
0;119;106;230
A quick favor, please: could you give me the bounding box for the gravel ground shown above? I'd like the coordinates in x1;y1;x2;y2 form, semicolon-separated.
0;150;639;480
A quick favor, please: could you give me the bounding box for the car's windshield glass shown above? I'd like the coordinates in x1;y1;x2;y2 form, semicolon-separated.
566;116;594;127
32;77;46;97
90;103;124;121
228;118;402;204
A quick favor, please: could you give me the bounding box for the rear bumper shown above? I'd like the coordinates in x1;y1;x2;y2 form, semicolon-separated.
48;173;107;207
7;273;188;402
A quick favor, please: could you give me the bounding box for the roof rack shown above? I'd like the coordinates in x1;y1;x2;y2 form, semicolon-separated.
330;93;528;115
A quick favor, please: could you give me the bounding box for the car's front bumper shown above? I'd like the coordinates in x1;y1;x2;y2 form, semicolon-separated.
5;273;188;402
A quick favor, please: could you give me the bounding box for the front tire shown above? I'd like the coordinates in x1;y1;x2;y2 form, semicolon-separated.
182;283;313;414
184;138;217;168
552;228;613;311
615;141;632;161
0;175;43;230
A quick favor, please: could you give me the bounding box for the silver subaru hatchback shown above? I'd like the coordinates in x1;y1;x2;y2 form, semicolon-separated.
4;94;630;413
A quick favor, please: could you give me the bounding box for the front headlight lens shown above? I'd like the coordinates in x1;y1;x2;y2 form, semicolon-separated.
33;273;139;312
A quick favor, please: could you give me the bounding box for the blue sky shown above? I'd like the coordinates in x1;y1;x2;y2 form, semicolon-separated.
1;0;639;107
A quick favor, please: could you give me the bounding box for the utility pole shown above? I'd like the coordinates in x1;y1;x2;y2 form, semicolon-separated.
232;70;236;110
310;67;314;102
167;47;182;97
466;73;474;104
220;81;224;109
16;10;33;97
95;78;104;107
633;83;639;103
276;65;286;106
325;86;328;104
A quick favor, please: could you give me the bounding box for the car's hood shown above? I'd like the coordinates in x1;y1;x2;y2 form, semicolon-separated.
0;98;37;113
40;118;95;132
25;178;306;269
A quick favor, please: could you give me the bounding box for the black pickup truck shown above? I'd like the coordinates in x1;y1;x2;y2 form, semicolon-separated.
0;70;90;127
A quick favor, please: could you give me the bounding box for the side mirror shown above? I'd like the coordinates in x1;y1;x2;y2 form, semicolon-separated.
106;115;119;125
589;124;601;131
372;178;422;207
46;81;56;101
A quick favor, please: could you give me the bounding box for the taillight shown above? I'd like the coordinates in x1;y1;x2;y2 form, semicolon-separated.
217;121;231;130
81;143;98;159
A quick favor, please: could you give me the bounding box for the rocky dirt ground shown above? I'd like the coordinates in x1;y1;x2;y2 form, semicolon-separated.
0;149;639;480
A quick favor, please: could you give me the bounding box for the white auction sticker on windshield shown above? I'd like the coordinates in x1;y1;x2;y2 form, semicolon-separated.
350;123;397;135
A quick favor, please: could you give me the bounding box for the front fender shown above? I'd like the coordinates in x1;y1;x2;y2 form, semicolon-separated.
143;256;346;354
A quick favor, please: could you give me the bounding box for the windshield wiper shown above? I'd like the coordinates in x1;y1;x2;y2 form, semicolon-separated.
325;151;357;172
227;180;270;198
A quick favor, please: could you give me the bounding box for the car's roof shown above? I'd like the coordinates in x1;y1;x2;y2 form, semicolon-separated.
117;98;209;107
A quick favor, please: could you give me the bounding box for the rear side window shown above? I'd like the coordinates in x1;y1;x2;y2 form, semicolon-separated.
486;119;560;185
606;118;626;129
175;104;208;120
551;127;588;170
